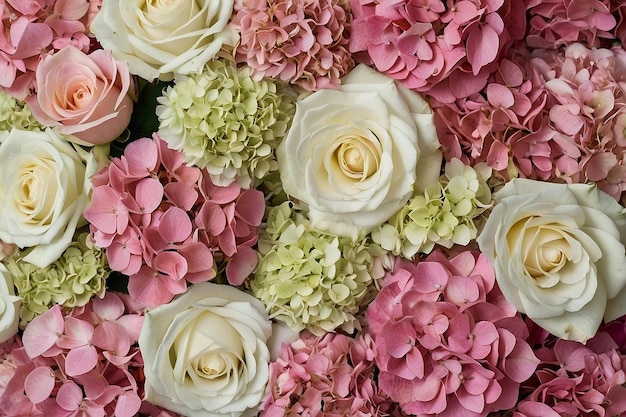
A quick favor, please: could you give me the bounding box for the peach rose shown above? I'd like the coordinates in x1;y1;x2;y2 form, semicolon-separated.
27;45;134;146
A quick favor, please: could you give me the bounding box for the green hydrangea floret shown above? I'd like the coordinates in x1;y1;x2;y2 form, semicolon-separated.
372;158;493;258
250;202;384;336
156;59;296;187
0;91;43;136
5;232;109;326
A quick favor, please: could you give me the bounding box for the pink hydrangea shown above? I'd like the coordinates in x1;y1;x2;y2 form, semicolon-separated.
434;42;626;202
433;44;548;182
349;0;527;103
512;332;626;417
261;330;404;417
0;293;171;417
526;0;616;49
232;0;353;91
0;0;101;99
366;250;539;417
84;134;265;308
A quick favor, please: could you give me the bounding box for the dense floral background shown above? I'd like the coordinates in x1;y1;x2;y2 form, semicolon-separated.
0;0;626;416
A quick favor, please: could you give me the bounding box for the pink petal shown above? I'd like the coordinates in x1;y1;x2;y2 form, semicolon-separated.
456;389;484;413
154;251;189;280
180;242;214;273
128;267;179;308
164;182;198;211
115;391;142;417
134;177;164;214
586;152;617;182
25;366;56;404
235;189;265;226
123;138;159;176
225;246;258;285
91;293;125;321
504;341;540;383
158;207;192;243
487;84;514;108
445;276;480;305
549;104;584;135
10;20;53;60
23;305;64;358
92;321;131;356
466;23;499;75
84;186;128;235
57;317;94;349
56;381;83;411
197;201;227;235
65;345;99;376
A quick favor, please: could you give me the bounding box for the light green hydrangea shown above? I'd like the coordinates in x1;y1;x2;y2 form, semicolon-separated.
250;202;384;335
5;232;109;326
0;91;43;137
156;59;295;187
372;158;493;258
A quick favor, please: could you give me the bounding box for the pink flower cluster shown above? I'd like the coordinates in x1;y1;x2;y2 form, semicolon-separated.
526;0;616;49
0;0;101;99
512;331;626;416
84;135;265;308
232;0;354;91
261;331;403;417
349;0;527;103
0;292;156;417
366;251;539;417
434;42;626;201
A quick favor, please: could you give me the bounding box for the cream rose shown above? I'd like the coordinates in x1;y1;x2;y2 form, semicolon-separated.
477;178;626;342
277;64;442;237
139;282;272;417
27;45;134;146
0;264;20;344
0;128;96;268
91;0;238;81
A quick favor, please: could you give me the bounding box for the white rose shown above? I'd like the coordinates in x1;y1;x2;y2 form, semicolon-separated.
277;64;442;237
0;264;20;344
91;0;238;81
139;282;272;417
477;178;626;342
0;128;96;268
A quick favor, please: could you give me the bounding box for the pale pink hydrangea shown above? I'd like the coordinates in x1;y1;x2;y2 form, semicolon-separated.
526;0;616;49
434;42;626;202
232;0;353;91
349;0;527;103
0;293;166;417
366;251;539;417
511;332;626;417
0;0;101;99
84;134;265;308
261;330;404;417
434;44;548;182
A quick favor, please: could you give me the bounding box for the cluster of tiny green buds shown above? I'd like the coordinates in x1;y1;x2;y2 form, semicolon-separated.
5;232;109;326
372;158;493;258
250;202;384;335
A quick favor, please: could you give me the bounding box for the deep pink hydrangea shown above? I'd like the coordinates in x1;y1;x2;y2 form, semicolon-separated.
349;0;527;103
511;331;626;417
0;293;170;417
0;0;100;99
261;330;405;417
84;134;265;308
232;0;353;91
366;250;539;417
526;0;616;49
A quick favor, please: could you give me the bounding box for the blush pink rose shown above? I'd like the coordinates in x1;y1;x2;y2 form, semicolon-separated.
27;45;134;146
